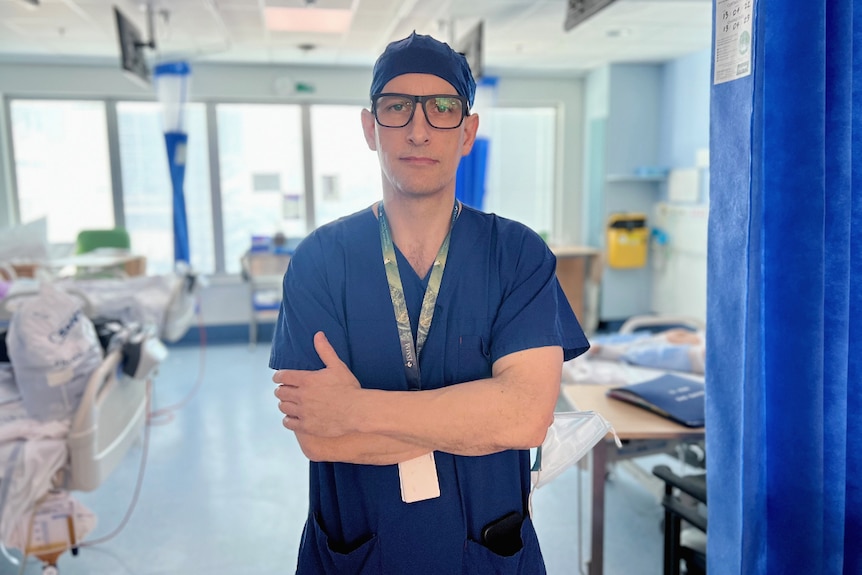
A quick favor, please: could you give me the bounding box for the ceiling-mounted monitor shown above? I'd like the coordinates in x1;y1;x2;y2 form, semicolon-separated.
457;21;484;81
114;6;151;86
564;0;619;31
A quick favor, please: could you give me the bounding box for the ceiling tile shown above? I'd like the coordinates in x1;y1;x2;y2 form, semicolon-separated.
0;0;714;74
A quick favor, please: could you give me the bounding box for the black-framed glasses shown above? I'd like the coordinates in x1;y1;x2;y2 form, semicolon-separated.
371;93;469;129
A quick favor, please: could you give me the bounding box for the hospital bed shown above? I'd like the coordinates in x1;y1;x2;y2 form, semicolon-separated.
563;314;706;388
0;269;200;344
561;314;707;493
0;329;157;573
0;272;196;573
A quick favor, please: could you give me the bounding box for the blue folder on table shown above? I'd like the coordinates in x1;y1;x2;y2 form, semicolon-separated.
607;374;705;428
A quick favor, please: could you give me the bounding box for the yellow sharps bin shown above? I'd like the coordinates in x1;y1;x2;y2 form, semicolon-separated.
606;213;649;268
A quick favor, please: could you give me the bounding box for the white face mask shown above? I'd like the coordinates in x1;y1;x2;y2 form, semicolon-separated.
530;411;620;492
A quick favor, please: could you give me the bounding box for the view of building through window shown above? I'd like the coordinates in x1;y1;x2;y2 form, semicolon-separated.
11;100;114;245
310;105;382;228
216;104;305;275
483;107;556;237
117;101;214;274
9;100;557;275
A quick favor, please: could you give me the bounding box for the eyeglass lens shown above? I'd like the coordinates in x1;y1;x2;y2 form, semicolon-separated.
374;95;465;129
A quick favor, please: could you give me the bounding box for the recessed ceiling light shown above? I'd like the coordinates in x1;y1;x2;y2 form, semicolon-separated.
264;7;353;34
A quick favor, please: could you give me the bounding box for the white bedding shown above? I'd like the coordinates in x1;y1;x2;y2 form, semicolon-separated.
0;301;159;558
56;274;194;342
0;399;70;544
562;355;674;387
1;271;197;342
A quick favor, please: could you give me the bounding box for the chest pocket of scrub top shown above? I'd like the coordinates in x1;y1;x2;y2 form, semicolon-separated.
457;335;492;382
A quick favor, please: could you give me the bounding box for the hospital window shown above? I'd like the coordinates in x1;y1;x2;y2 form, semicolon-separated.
10;100;114;244
116;101;215;275
7;99;560;276
309;105;382;227
482;107;556;238
216;104;305;275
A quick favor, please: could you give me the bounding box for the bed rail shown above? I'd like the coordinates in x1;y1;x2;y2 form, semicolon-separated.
619;315;705;335
66;349;148;492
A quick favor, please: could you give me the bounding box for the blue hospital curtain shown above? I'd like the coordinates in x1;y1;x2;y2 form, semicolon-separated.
456;137;489;210
707;1;861;573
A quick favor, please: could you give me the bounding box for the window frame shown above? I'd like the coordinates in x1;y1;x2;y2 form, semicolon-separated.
2;94;563;275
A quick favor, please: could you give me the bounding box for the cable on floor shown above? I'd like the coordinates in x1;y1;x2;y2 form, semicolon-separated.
148;299;207;426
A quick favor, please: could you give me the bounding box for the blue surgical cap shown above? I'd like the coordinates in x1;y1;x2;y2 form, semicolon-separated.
370;32;476;108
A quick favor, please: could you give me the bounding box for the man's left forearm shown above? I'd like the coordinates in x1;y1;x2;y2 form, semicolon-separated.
351;346;562;456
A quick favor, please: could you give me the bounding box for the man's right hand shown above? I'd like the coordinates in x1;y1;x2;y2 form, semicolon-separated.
273;331;363;437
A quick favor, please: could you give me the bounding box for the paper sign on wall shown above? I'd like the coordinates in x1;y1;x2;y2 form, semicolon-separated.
714;0;753;85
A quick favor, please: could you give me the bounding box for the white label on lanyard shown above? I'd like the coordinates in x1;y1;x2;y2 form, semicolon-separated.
398;453;441;503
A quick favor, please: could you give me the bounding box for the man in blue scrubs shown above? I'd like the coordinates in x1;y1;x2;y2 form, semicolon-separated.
271;32;589;574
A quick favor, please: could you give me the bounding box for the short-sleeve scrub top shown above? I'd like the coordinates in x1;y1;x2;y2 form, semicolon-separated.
270;204;589;575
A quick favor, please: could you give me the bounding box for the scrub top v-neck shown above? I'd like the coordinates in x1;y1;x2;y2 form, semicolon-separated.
270;204;588;575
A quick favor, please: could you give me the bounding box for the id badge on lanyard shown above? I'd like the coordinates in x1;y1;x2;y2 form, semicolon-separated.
378;201;459;503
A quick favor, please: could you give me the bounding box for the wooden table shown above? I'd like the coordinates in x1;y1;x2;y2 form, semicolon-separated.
550;246;601;331
48;253;147;276
12;253;147;278
561;383;705;575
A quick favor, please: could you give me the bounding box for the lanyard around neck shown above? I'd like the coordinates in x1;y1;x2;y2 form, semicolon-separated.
378;201;460;390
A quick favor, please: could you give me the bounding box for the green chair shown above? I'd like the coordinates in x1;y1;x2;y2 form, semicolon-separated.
75;228;131;255
73;228;133;278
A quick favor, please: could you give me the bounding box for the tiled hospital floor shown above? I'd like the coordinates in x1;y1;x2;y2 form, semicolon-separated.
1;342;672;575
